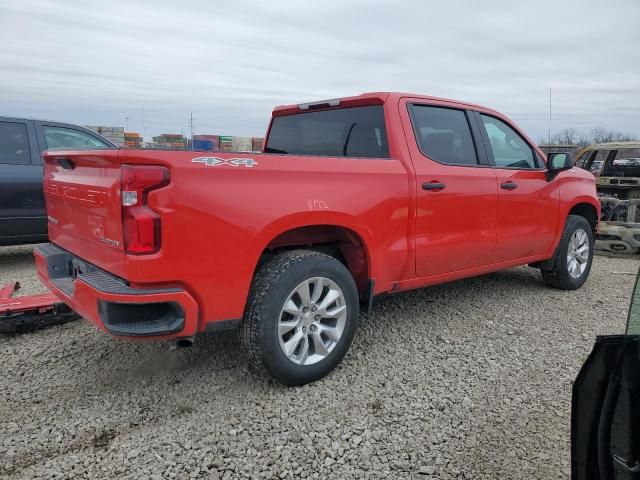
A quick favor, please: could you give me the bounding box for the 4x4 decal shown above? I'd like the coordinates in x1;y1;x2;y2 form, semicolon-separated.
192;157;257;168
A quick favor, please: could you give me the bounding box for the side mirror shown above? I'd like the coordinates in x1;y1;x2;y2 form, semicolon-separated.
546;152;573;181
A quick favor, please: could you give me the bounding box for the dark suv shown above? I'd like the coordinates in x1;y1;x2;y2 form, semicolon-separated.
0;117;115;245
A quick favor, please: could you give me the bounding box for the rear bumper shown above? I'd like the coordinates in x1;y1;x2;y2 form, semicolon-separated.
35;243;199;338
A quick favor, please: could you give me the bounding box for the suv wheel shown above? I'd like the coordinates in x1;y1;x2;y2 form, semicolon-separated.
541;215;594;290
242;250;359;385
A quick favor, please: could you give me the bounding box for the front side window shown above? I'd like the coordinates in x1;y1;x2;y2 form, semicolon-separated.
410;105;478;165
575;151;592;169
0;121;30;165
586;150;609;176
480;115;536;169
44;126;109;149
265;105;389;158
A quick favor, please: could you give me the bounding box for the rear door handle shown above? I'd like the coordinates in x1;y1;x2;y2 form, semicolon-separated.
500;181;518;190
422;182;446;191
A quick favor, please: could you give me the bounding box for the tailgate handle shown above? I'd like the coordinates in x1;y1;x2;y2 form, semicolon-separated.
57;157;75;170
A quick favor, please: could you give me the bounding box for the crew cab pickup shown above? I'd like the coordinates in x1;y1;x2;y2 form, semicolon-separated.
35;92;600;385
0;117;115;245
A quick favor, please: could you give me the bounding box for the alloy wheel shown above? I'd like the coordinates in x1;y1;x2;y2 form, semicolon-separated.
277;277;347;365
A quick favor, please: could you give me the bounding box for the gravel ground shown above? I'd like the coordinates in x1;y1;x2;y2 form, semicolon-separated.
1;244;638;479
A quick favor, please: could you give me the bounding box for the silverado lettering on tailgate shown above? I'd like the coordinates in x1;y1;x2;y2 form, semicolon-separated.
44;181;110;207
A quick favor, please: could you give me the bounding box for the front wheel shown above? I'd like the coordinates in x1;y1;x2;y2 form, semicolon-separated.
242;250;359;385
541;215;594;290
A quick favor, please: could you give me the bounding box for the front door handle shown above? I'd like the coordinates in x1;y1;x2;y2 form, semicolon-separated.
422;182;446;191
500;181;518;190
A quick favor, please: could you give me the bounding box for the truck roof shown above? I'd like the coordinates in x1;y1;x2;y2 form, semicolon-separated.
584;141;640;150
272;92;502;117
1;115;84;125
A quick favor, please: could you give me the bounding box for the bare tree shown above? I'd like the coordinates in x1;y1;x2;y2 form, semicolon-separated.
551;128;579;145
590;127;637;144
540;127;638;147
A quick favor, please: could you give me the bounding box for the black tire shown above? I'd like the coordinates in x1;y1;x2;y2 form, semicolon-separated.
541;215;594;290
242;250;359;385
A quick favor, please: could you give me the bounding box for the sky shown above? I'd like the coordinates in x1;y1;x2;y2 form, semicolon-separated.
1;0;639;142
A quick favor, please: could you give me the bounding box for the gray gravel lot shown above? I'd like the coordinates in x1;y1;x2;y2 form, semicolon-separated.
1;245;638;479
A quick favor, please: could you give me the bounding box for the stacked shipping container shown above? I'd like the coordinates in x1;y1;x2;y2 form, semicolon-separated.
124;132;143;148
192;135;263;152
86;126;263;152
85;126;125;146
152;134;186;150
192;134;220;151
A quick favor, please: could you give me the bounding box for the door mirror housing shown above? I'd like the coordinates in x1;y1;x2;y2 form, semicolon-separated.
546;152;573;180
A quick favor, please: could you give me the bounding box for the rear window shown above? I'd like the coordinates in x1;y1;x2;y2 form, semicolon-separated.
265;105;389;158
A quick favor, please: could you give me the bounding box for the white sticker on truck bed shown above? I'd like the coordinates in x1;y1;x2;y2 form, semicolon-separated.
192;157;257;168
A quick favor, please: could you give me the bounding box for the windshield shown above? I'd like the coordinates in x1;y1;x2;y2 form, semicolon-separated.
265;105;389;158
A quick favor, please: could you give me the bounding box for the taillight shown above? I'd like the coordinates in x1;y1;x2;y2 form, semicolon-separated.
121;165;169;254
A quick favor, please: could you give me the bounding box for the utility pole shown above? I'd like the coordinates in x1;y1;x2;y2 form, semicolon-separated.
125;116;130;131
189;112;194;150
141;105;146;141
548;88;552;145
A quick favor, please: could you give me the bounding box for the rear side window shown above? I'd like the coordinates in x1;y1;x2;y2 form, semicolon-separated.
603;148;640;177
0;121;30;165
43;126;109;149
480;115;537;169
409;105;478;165
265;105;389;158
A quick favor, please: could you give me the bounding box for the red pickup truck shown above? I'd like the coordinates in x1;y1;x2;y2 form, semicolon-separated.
36;92;599;385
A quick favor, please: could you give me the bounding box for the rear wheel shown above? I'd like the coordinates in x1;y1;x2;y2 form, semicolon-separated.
541;215;594;290
242;250;359;385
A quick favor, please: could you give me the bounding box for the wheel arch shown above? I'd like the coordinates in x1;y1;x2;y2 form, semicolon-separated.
252;216;374;300
567;201;599;233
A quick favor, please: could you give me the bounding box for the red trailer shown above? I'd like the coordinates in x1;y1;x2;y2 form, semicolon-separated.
0;281;77;334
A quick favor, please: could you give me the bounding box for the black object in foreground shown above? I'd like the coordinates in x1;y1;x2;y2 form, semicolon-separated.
572;268;640;479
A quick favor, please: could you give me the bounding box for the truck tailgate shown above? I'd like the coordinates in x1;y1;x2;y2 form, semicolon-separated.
43;150;125;277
